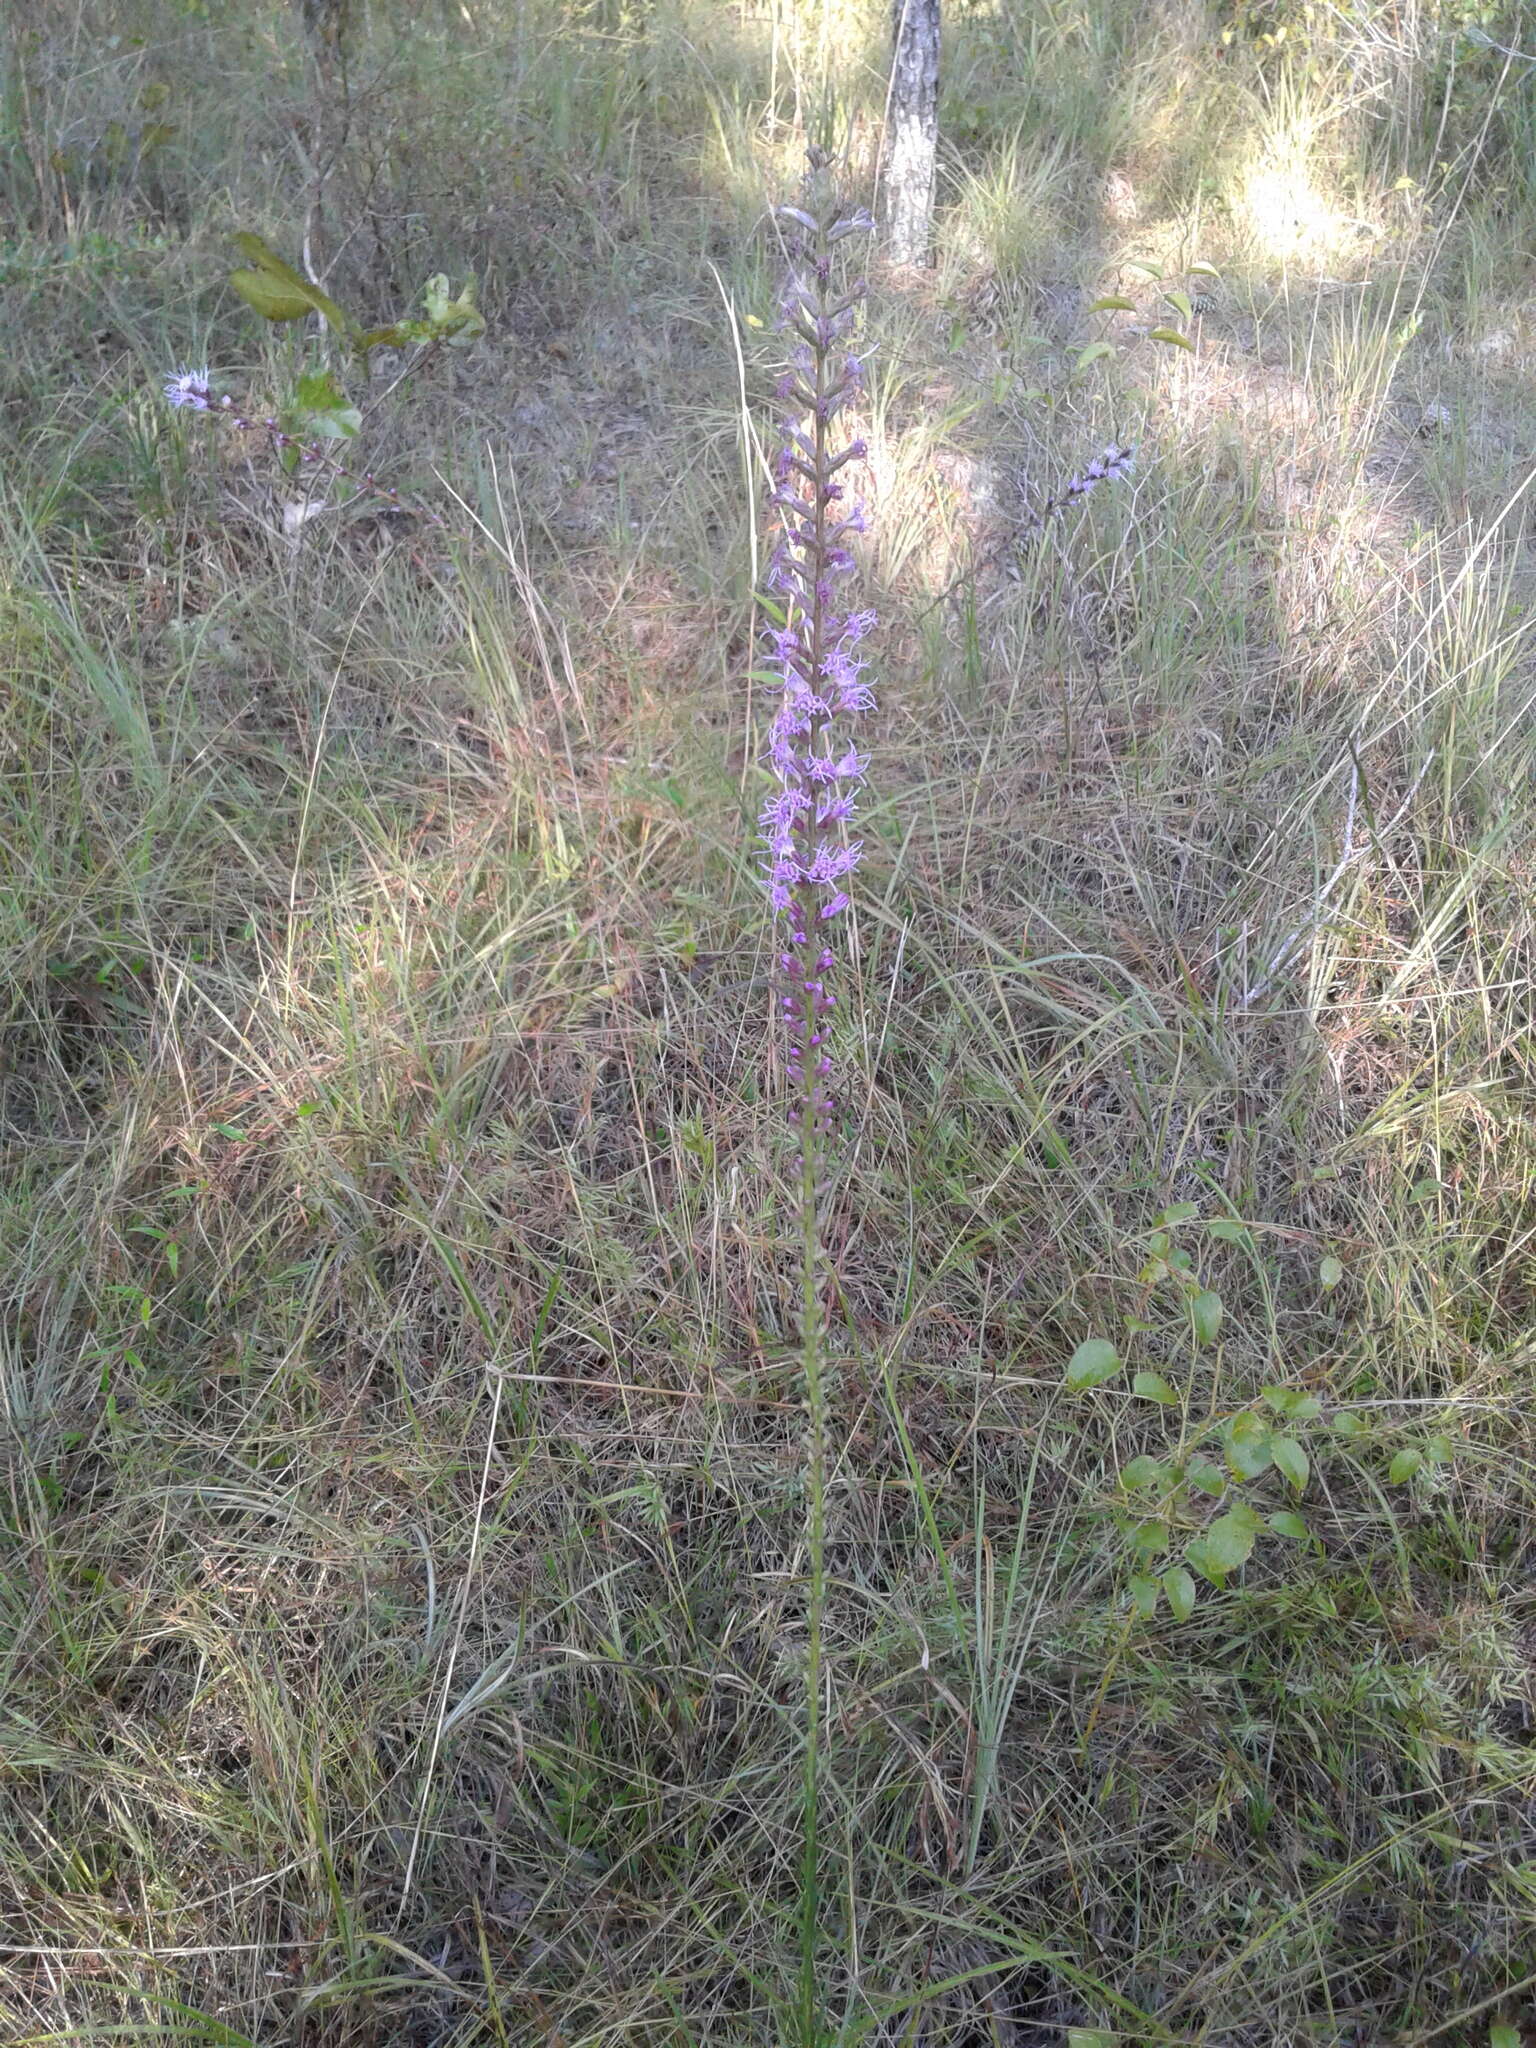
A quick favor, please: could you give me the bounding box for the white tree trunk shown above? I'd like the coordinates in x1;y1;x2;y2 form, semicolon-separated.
882;0;940;265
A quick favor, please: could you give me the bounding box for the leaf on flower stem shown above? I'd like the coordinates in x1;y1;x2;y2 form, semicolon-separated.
1065;1338;1120;1389
421;273;486;346
1164;289;1194;320
230;268;317;322
1148;325;1195;351
1128;1574;1160;1619
1087;294;1137;313
291;370;360;440
1261;1386;1322;1422
1389;1447;1422;1484
1319;1255;1344;1289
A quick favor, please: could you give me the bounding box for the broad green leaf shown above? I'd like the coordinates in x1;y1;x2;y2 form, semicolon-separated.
1425;1433;1455;1465
1262;1386;1322;1422
1074;341;1116;373
1189;260;1221;277
229;232;352;336
1067;2032;1117;2048
229;267;316;322
1129;1574;1160;1619
1133;1369;1179;1406
358;324;409;352
1319;1255;1344;1289
1123;259;1163;279
1331;1411;1369;1439
1271;1435;1309;1491
290;369;361;441
1066;1338;1120;1389
1162;1565;1197;1621
1201;1507;1260;1573
1206;1216;1251;1244
1489;2026;1520;2048
1268;1510;1310;1540
1224;1412;1272;1479
1087;294;1137;313
1120;1455;1169;1489
1191;1290;1223;1345
1165;289;1194;320
1148;325;1195;351
1185;1535;1222;1584
1389;1447;1422;1484
1186;1456;1227;1496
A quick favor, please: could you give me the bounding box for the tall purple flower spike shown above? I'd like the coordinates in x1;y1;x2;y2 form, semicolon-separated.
759;192;876;1146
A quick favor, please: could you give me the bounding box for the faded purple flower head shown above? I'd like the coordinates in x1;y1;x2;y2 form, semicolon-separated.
1033;440;1137;525
164;365;213;411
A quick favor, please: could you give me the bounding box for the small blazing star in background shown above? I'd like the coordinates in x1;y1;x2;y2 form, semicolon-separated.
159;364;443;527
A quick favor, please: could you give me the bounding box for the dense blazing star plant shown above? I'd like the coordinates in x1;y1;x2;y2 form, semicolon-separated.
757;158;875;2035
